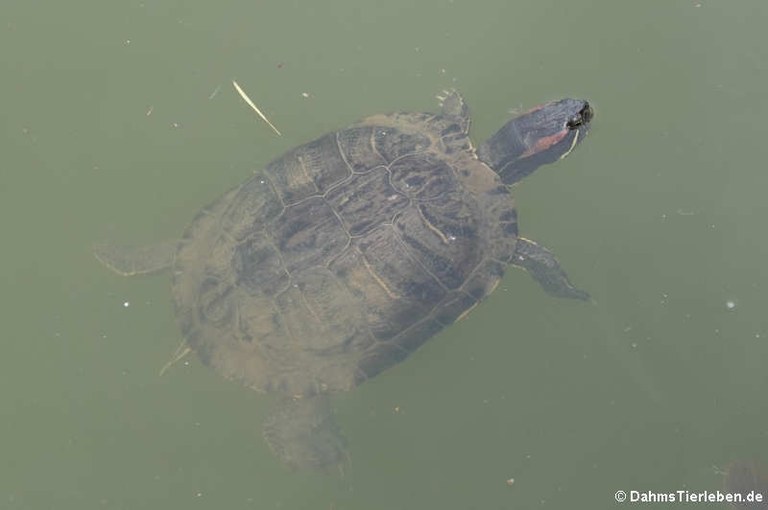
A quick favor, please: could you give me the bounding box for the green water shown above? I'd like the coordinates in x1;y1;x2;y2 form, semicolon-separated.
2;1;767;508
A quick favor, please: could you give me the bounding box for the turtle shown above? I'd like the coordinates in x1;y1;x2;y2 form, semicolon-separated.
95;90;594;470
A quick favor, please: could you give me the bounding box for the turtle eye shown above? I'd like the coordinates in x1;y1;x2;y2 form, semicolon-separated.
566;102;593;130
566;115;583;130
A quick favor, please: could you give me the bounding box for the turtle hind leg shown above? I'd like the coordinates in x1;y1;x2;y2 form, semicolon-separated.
511;237;590;301
93;239;177;276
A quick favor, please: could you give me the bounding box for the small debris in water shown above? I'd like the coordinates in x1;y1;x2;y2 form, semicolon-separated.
145;106;153;116
208;84;221;100
725;299;736;310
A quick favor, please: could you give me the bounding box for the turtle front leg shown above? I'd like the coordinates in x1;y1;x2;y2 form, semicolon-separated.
511;238;590;301
436;89;470;132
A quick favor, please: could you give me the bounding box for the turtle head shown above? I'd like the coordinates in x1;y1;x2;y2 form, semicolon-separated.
478;98;593;185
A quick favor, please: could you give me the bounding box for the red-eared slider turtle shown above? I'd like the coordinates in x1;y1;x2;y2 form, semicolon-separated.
95;90;593;470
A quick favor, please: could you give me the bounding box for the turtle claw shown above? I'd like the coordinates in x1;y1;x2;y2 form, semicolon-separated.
436;89;457;107
159;339;192;376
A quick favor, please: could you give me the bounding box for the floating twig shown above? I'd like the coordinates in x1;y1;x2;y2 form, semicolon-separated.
232;80;282;136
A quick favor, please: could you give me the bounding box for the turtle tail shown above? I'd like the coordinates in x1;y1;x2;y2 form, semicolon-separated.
262;395;348;471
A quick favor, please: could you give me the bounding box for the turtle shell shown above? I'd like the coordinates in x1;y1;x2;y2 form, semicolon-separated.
171;109;518;397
